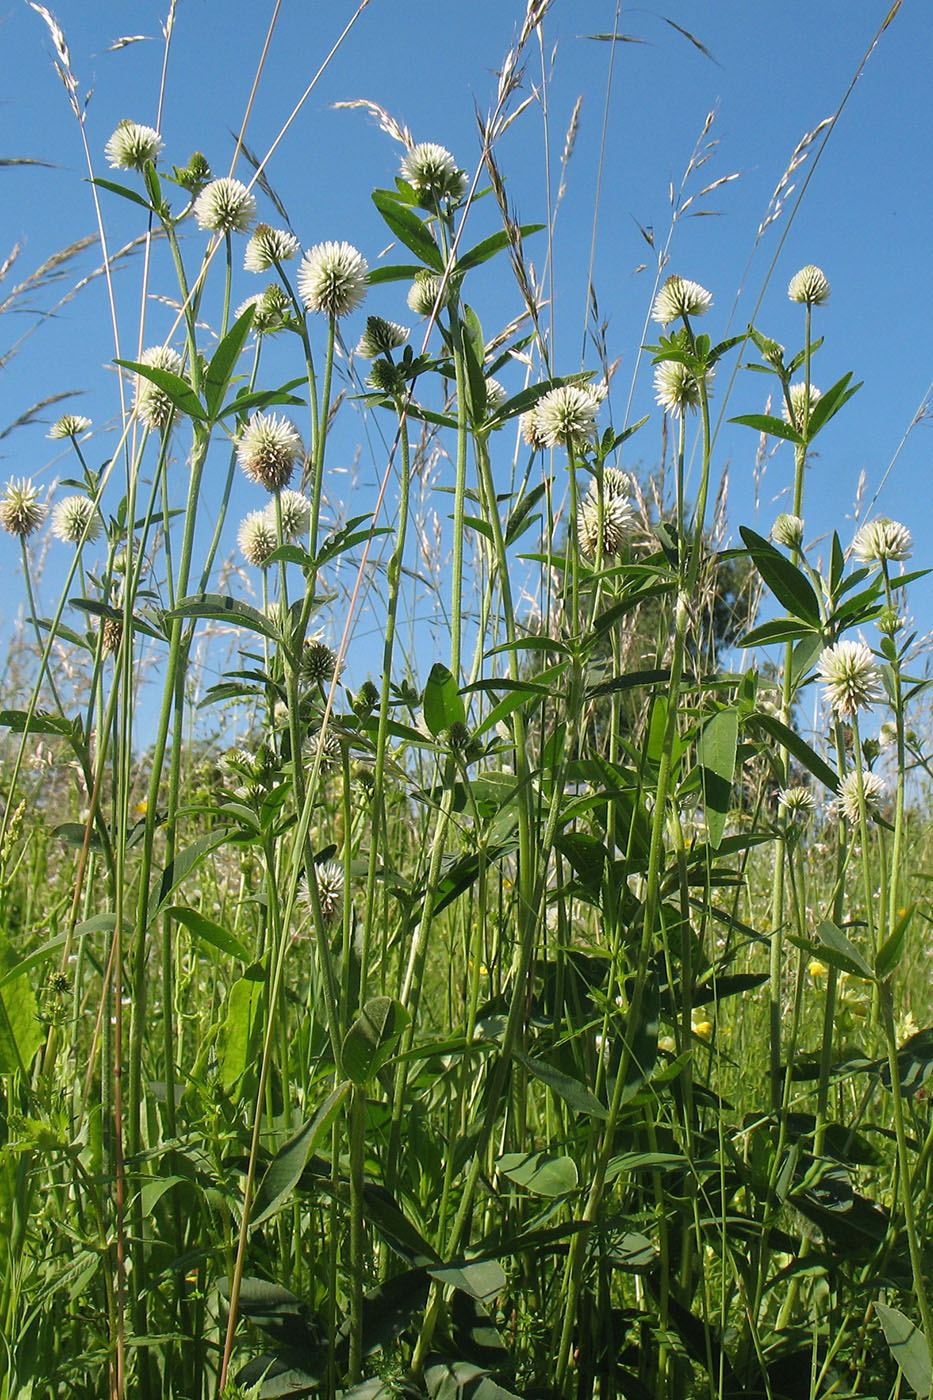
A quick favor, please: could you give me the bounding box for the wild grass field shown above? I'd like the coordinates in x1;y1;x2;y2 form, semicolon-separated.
2;2;933;1398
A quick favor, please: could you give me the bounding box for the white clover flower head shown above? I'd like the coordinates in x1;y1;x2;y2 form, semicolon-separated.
520;409;549;451
817;638;882;718
105;120;162;171
134;345;185;430
268;489;311;540
577;468;635;559
771;513;805;550
303;726;341;770
653;359;712;415
0;478;46;537
297;241;368;317
533;383;602;450
878;720;898;749
51;495;101;545
852;517;912;565
101;617;123;654
237;510;278;568
651;275;713;325
235;284;290;334
778;785;815;819
47;414;92;440
236;413;303;492
193;177;257;234
355;316;410;358
310;859;344;921
243;223;301;273
782;382;822;431
406;270;454;317
788;265;830;306
484;378;508;415
400;142;467;201
838;768;886;825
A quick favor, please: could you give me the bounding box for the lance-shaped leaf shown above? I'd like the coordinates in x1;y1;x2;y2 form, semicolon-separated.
252;1081;351;1225
740;527;821;623
372;190;443;271
115;357;205;421
204;303;255;418
422;662;466;737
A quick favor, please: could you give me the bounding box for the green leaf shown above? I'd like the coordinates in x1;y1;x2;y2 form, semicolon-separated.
204;304;255;418
815;920;873;979
168;905;249;962
461;304;487;421
739;618;818;648
739;527;821;624
53;822;102;851
252;1081;351;1225
746;713;839;793
372;190;443;271
875;903;914;980
114;358;205;421
0;709;81;738
697;708;738;849
367;262;425;285
514;1050;608;1119
219;963;266;1093
342;997;409;1085
505;481;548;545
806;372;861;437
497;1151;579;1197
0;966;41;1076
0;933;67;990
90;175;153;211
456;224;544;273
217;378;306;420
148;831;230;925
164;593;288;648
729;412;802;445
586;669;670;698
422;662;466;737
875;1302;931;1398
427;1259;506;1303
607;1231;660;1272
554;831;606;895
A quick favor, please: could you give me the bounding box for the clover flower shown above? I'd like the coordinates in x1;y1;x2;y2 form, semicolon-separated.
577;468;635;559
101;617;123;654
484;378;508;414
406;270;456;317
237;510;278;568
105;120;162;171
47;414;91;440
193;177;257;234
134;345;185;431
651;275;713;325
355;316;410;358
817;639;882;718
236;413;303;492
782;382;821;431
0;478;46;537
368;358;407;396
297;241;368;317
771;513;805;550
400;142;466;201
533;384;602;450
838;768;886;825
788;265;830;306
520;409;549;451
852;518;912;565
235;284;289;334
653;360;711;415
303;860;344;922
778;786;815;819
269;489;310;540
300;638;340;686
51;495;101;545
303;726;341;770
244;223;300;273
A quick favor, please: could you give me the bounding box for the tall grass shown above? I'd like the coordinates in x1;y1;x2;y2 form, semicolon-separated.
2;4;931;1400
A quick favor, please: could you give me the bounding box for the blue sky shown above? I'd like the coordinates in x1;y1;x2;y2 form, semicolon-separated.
1;0;931;715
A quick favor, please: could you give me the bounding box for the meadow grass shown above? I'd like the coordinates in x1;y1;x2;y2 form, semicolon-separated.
1;4;931;1399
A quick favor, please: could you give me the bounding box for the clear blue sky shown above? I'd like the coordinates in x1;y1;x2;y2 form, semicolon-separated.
1;0;931;713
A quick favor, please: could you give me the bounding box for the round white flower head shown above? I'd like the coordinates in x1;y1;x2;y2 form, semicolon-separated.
134;345;185;431
771;513;805;550
782;382;821;431
297;241;368;318
777;786;815;819
788;265;830;306
238;510;278;568
268;489;311;540
236;412;303;492
577;468;635;559
520;409;548;451
193;178;257;235
653;360;712;415
355;316;410;358
51;495;101;545
0;478;46;537
301;859;344;922
817;638;882;718
47;414;92;440
651;275;713;325
484;378;508;415
533;383;602;449
235;285;290;334
303;726;341;770
878;720;898;750
406;270;455;317
838;768;885;825
244;223;301;273
852;518;912;565
400;142;466;201
105;120;162;171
